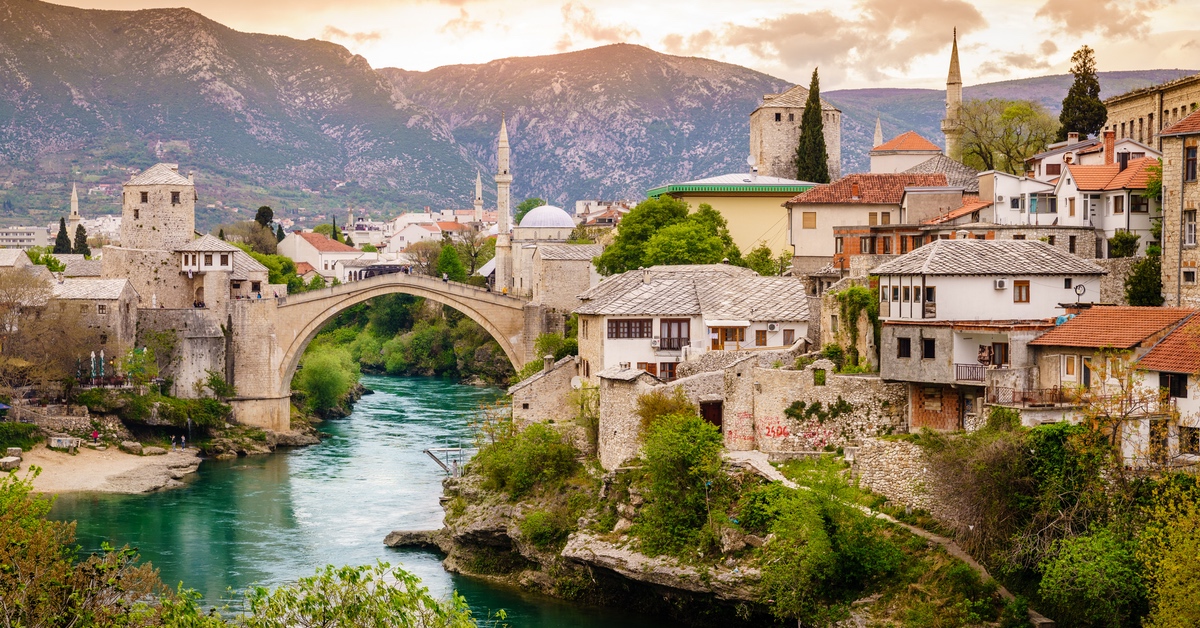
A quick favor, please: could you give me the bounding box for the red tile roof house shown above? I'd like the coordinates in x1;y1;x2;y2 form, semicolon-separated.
1128;312;1200;466
277;231;362;279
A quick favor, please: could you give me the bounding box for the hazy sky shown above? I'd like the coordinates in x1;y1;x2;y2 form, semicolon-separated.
56;0;1200;90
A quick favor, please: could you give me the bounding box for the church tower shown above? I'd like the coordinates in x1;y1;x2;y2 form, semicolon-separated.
941;28;964;161
474;171;484;223
68;183;82;236
494;117;513;293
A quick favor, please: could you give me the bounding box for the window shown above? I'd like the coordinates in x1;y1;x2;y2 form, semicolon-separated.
1131;194;1149;213
1013;280;1030;303
902;286;910;302
659;362;678;381
251;281;261;293
133;207;139;220
1012;234;1026;240
1068;197;1076;217
220;254;229;266
897;337;912;358
1063;355;1077;379
774;112;781;122
911;235;925;249
924;287;935;303
1187;147;1198;182
788;113;794;122
1048;197;1057;213
1185;270;1197;284
140;191;148;203
859;236;872;254
96;304;107;315
878;237;891;254
636;362;658;376
881;212;891;225
608;319;653;339
1064;278;1073;289
1069;235;1077;253
1114;195;1124;214
1046;163;1062;175
99;334;107;345
1186;211;1197;246
992;342;1010;366
204;254;213;266
722;327;746;343
1046;235;1055;245
1161;372;1189;398
660;319;689;349
581;319;589;339
783;329;795;345
1011;197;1020;209
900;236;909;253
892;286;900;301
880;286;889;302
1182;426;1200;455
835;237;844;253
868;212;878;226
756;330;767;346
921;338;935;359
802;212;816;229
830;315;839;334
171;191;181;205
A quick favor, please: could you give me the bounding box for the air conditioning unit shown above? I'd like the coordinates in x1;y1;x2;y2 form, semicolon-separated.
994;278;1008;290
767;322;780;332
997;195;1005;202
650;338;660;348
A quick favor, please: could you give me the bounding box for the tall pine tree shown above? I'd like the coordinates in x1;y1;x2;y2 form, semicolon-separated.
276;224;285;242
52;217;71;254
795;68;831;183
331;217;341;243
1058;46;1106;141
72;224;91;257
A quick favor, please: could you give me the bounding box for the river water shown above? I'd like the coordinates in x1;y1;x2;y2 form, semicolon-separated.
50;375;660;627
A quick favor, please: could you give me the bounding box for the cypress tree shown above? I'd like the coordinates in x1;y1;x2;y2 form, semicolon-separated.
331;217;340;243
218;229;225;240
795;68;831;184
72;224;90;257
276;224;285;242
1058;46;1107;141
53;217;71;254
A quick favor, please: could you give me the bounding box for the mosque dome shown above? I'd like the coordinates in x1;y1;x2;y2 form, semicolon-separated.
518;205;575;228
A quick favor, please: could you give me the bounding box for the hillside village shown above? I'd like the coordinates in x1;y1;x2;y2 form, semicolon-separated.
7;20;1200;628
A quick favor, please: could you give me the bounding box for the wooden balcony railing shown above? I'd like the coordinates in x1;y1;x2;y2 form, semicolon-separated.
955;363;986;382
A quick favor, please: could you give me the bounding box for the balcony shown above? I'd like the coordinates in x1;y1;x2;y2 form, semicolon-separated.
955;363;986;382
658;337;689;351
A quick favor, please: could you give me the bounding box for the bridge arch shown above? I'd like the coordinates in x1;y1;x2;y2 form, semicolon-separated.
272;274;531;400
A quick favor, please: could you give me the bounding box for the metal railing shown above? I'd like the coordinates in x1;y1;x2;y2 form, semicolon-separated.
987;386;1075;407
955;363;986;382
658;337;689;350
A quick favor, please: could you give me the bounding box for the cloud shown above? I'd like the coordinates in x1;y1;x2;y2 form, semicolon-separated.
978;51;1051;76
719;0;985;81
1035;0;1175;39
320;25;382;44
661;30;717;56
556;1;639;51
1039;40;1058;56
439;8;483;36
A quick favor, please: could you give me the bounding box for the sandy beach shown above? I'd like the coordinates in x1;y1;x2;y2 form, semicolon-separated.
18;443;202;494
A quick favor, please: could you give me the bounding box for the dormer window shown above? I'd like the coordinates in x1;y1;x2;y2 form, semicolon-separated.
220;254;229;266
171;191;181;205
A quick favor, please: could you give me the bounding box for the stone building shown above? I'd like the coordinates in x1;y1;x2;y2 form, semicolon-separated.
531;243;602;316
941;29;964;161
118;163;195;251
750;84;842;180
510;205;576;299
870;132;944;174
1104;72;1200;151
1158;110;1200;306
50;278;139;349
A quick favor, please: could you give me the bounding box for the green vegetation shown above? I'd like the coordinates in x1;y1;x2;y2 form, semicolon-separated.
1058;45;1107;141
254;205;273;227
473;422;578;499
72;224;90;257
960;98;1059;174
831;284;880;368
52;216;71;254
743;243;790;276
74;387;231;428
515;332;579;381
1127;227;1163;306
26;246;64;272
436;238;468;282
594;197;742;275
293;346;360;417
795;67;831;184
0;422;40;450
1107;230;1140;258
515;197;546;225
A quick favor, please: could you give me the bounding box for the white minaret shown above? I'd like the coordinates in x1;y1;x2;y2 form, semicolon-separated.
873;118;883;148
68;182;82;235
941;28;964;161
474;170;484;223
494;116;513;293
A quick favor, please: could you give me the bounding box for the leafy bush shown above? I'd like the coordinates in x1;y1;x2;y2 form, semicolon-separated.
519;509;572;551
634;413;727;557
821;344;845;370
634;387;697;434
1139;475;1200;627
473;423;577;499
293;348;359;416
1107;230;1141;258
759;491;838;622
156;397;230;428
75;388;118;413
1038;527;1145;627
735;482;793;535
0;422;40;450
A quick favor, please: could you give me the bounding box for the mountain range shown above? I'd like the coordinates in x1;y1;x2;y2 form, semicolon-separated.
0;0;1193;230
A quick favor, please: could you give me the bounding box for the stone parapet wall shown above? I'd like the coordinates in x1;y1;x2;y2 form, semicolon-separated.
852;438;937;514
9;408;132;441
137;308;226;399
512;357;579;426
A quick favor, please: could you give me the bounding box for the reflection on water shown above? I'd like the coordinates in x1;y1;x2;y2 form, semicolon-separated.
51;375;659;627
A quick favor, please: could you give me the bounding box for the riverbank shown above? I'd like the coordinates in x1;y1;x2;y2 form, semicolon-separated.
24;443;202;494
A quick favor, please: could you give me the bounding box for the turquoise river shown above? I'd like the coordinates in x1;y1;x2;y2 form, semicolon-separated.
50;375;661;627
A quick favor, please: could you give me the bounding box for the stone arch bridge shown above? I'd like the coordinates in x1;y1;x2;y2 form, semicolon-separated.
227;273;546;431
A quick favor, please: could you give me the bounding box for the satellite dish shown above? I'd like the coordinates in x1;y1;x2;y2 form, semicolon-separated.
1074;284;1086;296
746;155;756;167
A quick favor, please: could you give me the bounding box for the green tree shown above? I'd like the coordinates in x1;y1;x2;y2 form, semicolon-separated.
275;223;285;242
71;224;90;257
794;68;830;183
331;216;341;243
1139;477;1200;627
436;240;467;282
1108;231;1141;258
594;196;689;275
961;98;1059;174
1126;255;1164;306
1038;527;1144;627
1058;45;1107;141
218;228;226;240
689;204;742;263
254;205;274;228
1145;158;1163;202
52;217;71;254
294;350;354;416
515;197;547;225
643;222;725;266
361;243;378;253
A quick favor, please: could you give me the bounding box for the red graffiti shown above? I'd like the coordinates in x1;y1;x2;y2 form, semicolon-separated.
763;424;790;438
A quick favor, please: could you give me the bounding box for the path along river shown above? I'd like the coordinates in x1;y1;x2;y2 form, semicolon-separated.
51;375;660;627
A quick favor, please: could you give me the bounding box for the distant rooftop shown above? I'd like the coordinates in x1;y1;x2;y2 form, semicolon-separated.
647;173;816;198
126;163;193;187
873;239;1106;276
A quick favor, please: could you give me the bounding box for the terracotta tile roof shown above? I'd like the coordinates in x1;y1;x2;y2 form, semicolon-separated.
1062;157;1157;191
1137;314;1200;373
786;174;947;205
873;239;1105;276
1160;109;1200;137
1064;163;1119;190
903;154;980;192
923;195;993;225
1029;306;1195;349
296;231;358;253
872;131;942;153
436;221;469;231
295;262;316;275
1105;157;1157;190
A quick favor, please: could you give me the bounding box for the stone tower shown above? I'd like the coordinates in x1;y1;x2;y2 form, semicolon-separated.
873;118;883;148
749;84;842;181
474;171;484;223
494;117;514;293
68;183;82;235
119;163;195;251
941;29;964;161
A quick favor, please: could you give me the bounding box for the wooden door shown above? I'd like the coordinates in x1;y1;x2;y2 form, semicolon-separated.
700;401;723;430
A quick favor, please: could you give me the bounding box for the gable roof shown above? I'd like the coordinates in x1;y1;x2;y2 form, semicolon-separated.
0;250;30;267
903;155;980;192
436;221;469;232
1160;109;1200;137
296;231;358;253
753;84;839;112
52;278;134;300
231;250;268;280
786;174;948;206
575;264;807;321
647;172;817;197
176;234;242;253
1028;138;1102;161
872;239;1106;276
923;196;993;225
126;163;193;186
1029;306;1195;349
1061;157;1157;191
295;261;317;275
536;244;604;261
1137;315;1200;373
871;131;942;153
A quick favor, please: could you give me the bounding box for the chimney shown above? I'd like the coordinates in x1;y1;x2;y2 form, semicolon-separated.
543;354;555;371
188;172;194;184
641;267;650;283
1067;132;1079;144
751;166;758;182
1118;151;1129;172
851;181;861;199
956;230;969;240
1103;130;1116;165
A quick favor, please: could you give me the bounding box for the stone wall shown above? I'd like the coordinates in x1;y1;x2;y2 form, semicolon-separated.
597;372;658;469
1096;257;1136;304
750;101;842;180
675;346;801;380
227;300;287;430
1160;134;1200;306
511;356;579;426
120;179;196;251
852;438;937;514
103;247;192;309
137;308;226;399
533;256;596;315
10;407;132;441
1104;75;1200;150
819;277;877;369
